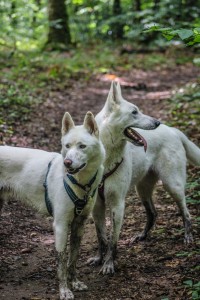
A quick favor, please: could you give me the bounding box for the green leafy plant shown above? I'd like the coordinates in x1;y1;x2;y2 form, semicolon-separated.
144;26;200;45
168;83;200;132
183;280;200;300
0;0;200;50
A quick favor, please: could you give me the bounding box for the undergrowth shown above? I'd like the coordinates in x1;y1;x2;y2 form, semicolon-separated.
183;280;200;300
167;83;200;300
0;44;199;138
168;83;200;205
0;45;197;105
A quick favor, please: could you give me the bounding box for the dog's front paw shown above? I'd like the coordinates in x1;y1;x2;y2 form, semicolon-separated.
100;258;115;275
72;279;88;291
87;255;102;266
60;286;74;300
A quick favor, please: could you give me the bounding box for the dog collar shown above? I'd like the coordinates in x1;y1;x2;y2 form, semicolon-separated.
63;171;98;216
98;158;123;201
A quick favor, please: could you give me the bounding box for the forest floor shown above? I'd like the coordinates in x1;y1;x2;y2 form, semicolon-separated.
0;55;200;300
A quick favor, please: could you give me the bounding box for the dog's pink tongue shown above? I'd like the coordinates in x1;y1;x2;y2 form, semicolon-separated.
143;139;147;152
137;131;147;152
141;138;147;152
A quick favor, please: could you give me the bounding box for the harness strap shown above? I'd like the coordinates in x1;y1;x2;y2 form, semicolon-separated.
63;177;96;216
44;158;98;217
67;171;98;192
98;158;123;201
43;158;55;217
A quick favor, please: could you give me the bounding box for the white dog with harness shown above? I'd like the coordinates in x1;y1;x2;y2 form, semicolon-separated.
0;111;105;300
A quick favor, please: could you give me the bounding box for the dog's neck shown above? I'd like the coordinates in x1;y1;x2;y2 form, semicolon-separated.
98;121;126;172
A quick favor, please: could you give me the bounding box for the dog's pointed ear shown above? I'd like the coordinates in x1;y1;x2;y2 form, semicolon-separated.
84;111;99;138
105;81;121;113
62;112;75;135
116;81;122;98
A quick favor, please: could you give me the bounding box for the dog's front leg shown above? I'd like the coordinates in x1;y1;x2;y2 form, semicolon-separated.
100;198;125;275
54;220;74;300
67;215;88;292
87;195;108;266
58;249;74;300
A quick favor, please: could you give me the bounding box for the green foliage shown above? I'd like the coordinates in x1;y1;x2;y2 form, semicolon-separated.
144;26;200;45
168;83;200;132
167;83;200;211
176;250;200;258
0;0;199;50
0;0;48;50
183;280;200;300
1;44;196;128
186;175;200;205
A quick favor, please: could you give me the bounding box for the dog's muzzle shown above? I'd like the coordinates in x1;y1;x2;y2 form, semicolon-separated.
64;160;86;174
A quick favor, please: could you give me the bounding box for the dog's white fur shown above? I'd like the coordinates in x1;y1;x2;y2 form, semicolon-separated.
0;112;105;300
89;82;200;274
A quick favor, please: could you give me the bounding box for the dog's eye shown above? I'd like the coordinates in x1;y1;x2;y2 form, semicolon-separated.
132;110;138;115
65;144;70;148
79;144;86;149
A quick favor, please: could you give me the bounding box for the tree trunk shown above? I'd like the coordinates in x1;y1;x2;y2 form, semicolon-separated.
32;0;41;25
112;0;123;39
185;0;197;21
10;0;17;26
46;0;71;50
185;0;197;6
154;0;160;11
134;0;141;11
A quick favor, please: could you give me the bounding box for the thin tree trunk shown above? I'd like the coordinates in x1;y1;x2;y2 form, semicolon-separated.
46;0;71;50
134;0;141;11
10;0;17;26
185;0;197;21
154;0;160;11
32;0;41;25
112;0;123;39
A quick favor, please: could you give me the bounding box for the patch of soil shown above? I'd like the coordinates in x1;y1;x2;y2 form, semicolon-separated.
0;64;200;300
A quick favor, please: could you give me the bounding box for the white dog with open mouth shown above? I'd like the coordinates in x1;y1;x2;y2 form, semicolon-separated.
88;82;200;275
0;112;105;300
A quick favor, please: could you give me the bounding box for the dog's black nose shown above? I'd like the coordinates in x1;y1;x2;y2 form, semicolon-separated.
155;120;160;127
64;159;73;168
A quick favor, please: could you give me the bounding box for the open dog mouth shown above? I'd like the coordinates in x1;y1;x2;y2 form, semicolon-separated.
67;163;86;175
124;127;147;152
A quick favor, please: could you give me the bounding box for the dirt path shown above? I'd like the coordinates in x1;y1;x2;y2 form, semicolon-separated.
0;64;199;300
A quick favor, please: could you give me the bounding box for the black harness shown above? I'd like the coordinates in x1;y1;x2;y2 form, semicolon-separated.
63;172;98;216
43;159;54;216
43;159;98;217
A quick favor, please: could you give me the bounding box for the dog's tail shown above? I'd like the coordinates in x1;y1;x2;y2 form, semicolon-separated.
177;129;200;166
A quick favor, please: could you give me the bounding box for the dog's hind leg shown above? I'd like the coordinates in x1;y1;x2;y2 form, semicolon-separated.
0;199;3;213
133;172;158;242
162;175;193;244
0;190;5;214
